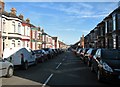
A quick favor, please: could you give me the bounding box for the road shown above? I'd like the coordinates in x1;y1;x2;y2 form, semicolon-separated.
1;51;120;87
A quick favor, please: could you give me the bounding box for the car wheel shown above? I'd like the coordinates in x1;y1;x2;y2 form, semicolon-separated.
97;70;103;82
87;61;91;67
34;59;38;65
6;67;13;78
90;63;94;72
24;61;28;70
41;58;44;63
83;58;85;64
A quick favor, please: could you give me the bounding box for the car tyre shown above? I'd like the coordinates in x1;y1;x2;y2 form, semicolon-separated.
34;59;38;65
6;67;13;78
24;61;28;70
97;70;104;82
87;61;91;67
90;63;94;72
41;58;44;63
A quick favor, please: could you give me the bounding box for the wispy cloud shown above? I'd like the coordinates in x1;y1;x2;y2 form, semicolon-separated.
49;27;90;33
81;14;107;18
29;2;116;20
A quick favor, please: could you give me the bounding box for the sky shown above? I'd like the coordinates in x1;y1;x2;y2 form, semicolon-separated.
3;0;118;45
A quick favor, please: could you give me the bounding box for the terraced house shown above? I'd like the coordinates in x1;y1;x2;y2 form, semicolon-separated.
84;5;120;49
0;0;68;57
20;15;31;49
0;2;23;57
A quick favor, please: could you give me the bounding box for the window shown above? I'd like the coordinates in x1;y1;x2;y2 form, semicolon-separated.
113;38;116;49
12;22;15;33
18;41;21;47
27;27;29;36
117;14;120;30
3;20;5;33
18;23;21;34
24;26;25;35
23;42;25;47
27;42;29;47
12;40;15;47
113;15;116;31
103;50;120;59
105;21;107;33
109;19;113;32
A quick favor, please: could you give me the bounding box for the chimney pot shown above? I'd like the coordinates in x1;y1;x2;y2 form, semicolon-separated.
11;8;16;15
26;18;30;23
19;14;24;20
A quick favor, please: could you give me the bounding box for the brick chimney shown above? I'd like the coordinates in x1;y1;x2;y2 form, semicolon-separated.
11;8;16;15
19;14;24;20
0;0;5;12
26;18;30;23
38;27;41;31
41;29;44;33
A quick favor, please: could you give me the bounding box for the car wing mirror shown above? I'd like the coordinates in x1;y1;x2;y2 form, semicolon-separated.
4;58;7;61
32;52;35;55
96;56;101;61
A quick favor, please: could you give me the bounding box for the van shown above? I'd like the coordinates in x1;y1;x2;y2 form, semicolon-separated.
3;47;37;70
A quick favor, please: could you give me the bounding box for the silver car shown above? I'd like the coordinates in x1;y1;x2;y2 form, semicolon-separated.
0;58;14;78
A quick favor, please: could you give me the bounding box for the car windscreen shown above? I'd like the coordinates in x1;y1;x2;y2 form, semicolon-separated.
103;50;120;60
34;50;42;54
91;49;97;55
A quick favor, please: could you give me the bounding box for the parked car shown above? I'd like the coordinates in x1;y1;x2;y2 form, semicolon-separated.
74;47;80;55
33;49;47;63
0;58;14;78
42;48;54;59
80;48;89;62
91;49;120;81
76;48;82;57
41;49;48;61
3;47;37;70
52;49;58;56
84;48;97;66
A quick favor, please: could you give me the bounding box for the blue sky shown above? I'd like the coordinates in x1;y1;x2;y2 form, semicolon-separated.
4;1;118;45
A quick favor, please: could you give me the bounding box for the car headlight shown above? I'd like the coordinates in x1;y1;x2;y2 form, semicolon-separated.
102;62;113;72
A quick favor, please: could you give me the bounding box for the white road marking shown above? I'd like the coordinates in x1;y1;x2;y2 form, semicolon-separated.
42;74;53;87
56;63;62;69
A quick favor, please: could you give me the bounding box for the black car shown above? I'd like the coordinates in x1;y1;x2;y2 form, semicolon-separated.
84;48;97;66
91;48;120;81
33;49;48;62
42;48;54;59
76;48;83;57
80;48;89;62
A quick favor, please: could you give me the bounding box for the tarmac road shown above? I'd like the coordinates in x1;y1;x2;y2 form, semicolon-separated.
1;51;120;87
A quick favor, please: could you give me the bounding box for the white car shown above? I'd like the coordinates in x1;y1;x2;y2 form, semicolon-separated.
0;58;14;78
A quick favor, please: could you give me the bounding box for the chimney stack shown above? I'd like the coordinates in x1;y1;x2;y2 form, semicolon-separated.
19;14;24;20
38;27;41;31
0;0;4;12
41;29;44;33
11;8;16;15
26;18;30;23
